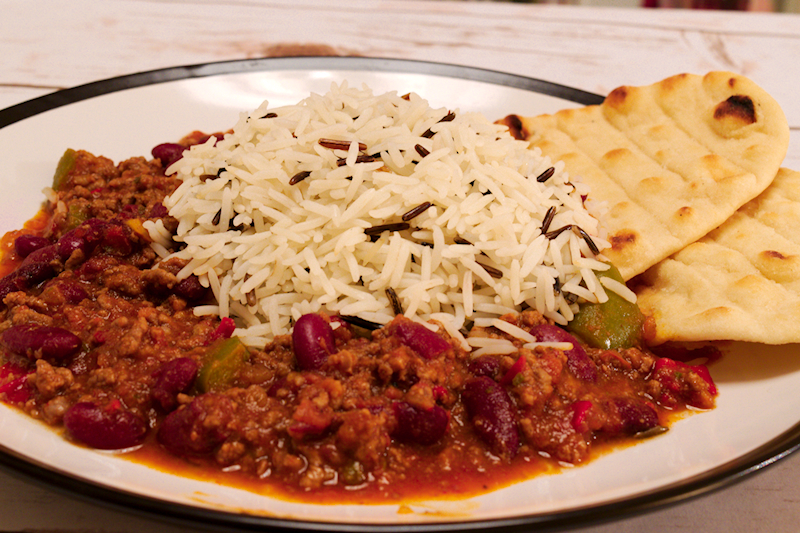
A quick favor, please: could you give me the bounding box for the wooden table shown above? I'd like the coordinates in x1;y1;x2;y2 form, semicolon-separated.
2;1;799;531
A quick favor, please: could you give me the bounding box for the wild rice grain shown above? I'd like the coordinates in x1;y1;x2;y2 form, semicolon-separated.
386;287;404;315
401;202;432;222
319;139;367;152
364;222;411;236
545;225;573;240
290;171;312;185
535;166;555;183
574;226;600;255
541;206;556;234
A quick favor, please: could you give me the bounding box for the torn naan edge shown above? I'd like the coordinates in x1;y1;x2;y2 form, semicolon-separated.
634;168;800;345
500;71;789;280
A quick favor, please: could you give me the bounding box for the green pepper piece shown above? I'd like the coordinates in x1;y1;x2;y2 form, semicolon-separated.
197;337;249;393
566;263;644;350
52;149;77;191
65;203;90;230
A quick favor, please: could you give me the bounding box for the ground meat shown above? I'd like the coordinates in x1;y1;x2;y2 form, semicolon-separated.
0;150;718;502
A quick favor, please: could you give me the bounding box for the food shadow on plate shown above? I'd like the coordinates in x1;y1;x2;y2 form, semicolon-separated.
704;341;800;384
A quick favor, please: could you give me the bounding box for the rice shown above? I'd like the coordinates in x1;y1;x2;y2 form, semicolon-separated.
145;82;615;347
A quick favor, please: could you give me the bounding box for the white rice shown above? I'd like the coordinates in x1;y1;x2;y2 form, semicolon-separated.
145;82;619;347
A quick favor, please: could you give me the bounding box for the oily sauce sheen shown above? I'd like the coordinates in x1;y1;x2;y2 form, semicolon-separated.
0;142;717;504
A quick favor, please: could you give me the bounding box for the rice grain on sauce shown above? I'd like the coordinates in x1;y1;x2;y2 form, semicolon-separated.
145;82;614;348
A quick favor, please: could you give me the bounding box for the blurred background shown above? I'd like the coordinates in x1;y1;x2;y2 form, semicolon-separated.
460;0;800;11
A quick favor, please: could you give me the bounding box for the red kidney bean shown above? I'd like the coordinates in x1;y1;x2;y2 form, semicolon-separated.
20;243;60;268
175;275;208;302
56;218;110;259
462;376;520;458
392;320;450;359
612;398;659;435
391;401;449;445
101;223;133;256
149;203;169;219
118;204;141;220
0;272;28;302
2;324;81;361
152;357;198;411
529;323;597;382
292;314;335;371
0;258;60;305
468;354;501;378
14;235;51;258
63;401;147;450
54;280;89;305
157;393;234;456
56;231;87;259
68;350;97;377
152;143;186;168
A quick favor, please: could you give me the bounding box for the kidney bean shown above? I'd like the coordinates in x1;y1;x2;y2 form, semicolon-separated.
175;275;208;302
468;354;500;378
56;232;86;259
56;218;109;259
63;401;147;450
462;376;520;458
391;402;449;445
152;143;186;168
2;324;81;361
149;203;169;219
0;273;26;302
68;350;97;377
392;320;450;359
101;223;133;256
118;204;141;220
157;393;234;456
20;243;59;268
292;314;335;371
55;280;89;305
613;398;659;435
529;323;597;382
14;235;51;258
152;357;198;411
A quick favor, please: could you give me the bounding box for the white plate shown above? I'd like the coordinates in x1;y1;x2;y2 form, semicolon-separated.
0;57;799;532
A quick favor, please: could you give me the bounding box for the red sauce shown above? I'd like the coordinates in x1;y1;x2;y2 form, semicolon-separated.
0;149;718;505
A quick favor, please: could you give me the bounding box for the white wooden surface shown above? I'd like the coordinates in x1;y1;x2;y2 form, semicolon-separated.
2;1;800;531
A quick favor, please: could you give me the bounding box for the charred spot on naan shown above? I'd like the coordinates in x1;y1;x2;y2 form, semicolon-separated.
604;86;629;111
497;114;528;141
715;94;757;124
712;94;758;138
609;230;637;251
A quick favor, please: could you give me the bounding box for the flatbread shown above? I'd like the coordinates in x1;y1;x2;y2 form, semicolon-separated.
500;71;789;280
634;168;800;345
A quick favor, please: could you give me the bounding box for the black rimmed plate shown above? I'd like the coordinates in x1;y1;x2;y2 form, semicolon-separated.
0;57;799;533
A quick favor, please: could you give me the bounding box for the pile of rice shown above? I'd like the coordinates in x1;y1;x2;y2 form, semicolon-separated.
145;82;621;349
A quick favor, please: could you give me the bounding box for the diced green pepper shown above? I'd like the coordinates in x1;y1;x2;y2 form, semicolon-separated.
197;337;249;392
66;203;90;230
566;263;644;350
52;149;77;191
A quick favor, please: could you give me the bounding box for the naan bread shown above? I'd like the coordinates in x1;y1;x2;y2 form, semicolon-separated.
500;71;789;280
634;168;800;345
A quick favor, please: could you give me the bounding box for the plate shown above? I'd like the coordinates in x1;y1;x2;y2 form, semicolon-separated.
1;56;799;532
